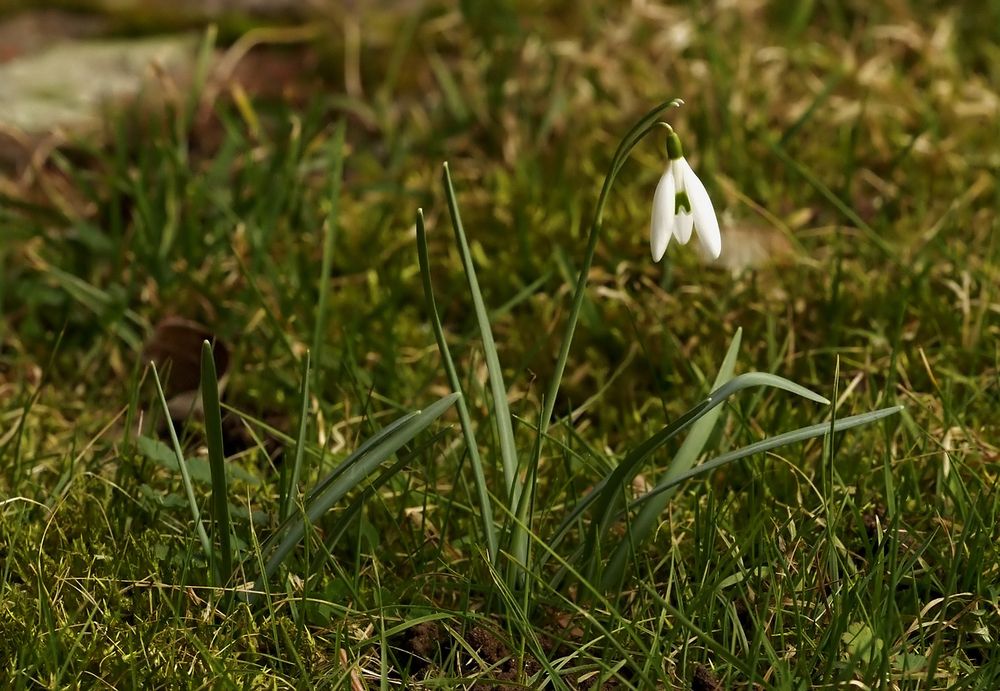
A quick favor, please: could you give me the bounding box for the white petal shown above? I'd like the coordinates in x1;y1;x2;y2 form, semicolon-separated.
650;167;675;262
681;159;722;259
674;212;694;245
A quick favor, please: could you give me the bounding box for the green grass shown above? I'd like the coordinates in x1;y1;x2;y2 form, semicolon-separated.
2;1;999;687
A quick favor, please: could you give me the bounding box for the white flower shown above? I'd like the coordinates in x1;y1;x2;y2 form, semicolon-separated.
650;130;722;262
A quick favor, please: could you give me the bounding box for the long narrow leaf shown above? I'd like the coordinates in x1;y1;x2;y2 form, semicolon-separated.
200;340;232;585
546;371;829;561
322;430;450;560
303;410;420;506
441;164;519;502
601;328;742;591
508;405;546;592
582;373;830;574
631;405;904;507
258;392;460;582
415;208;497;561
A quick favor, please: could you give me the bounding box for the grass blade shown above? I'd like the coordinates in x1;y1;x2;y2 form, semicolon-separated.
303;411;419;505
547;370;829;561
441;163;519;502
258;392;460;583
200;340;232;585
508;405;546;592
582;372;830;577
151;363;213;571
321;430;449;562
415;208;498;562
601;327;743;591
632;406;905;508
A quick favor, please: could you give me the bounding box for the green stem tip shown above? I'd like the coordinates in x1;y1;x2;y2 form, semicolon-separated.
665;131;684;160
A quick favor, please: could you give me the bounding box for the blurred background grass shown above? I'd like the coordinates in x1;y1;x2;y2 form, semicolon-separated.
1;0;998;687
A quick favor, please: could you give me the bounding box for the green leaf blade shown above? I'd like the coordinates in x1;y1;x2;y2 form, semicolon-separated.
415;208;498;562
200;340;232;585
441;164;520;510
258;392;461;583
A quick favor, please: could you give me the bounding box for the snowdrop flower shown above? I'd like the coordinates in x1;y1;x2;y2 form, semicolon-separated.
650;128;722;262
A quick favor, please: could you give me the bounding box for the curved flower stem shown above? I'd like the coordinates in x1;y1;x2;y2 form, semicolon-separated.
539;98;684;435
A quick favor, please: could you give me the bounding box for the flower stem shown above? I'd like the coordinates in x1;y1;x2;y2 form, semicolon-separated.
539;98;684;435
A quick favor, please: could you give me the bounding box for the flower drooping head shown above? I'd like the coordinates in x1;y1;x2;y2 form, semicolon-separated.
650;127;722;261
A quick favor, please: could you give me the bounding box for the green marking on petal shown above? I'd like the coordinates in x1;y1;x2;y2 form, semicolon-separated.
675;191;691;214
